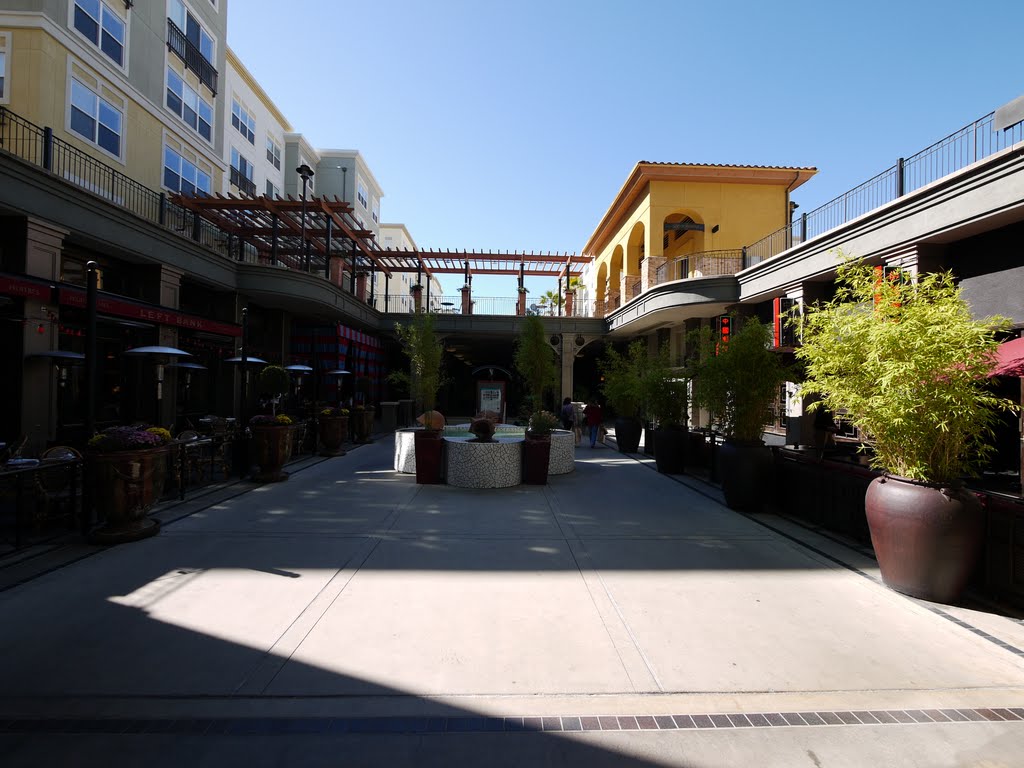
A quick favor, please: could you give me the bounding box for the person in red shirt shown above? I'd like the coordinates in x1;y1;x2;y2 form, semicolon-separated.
583;400;603;448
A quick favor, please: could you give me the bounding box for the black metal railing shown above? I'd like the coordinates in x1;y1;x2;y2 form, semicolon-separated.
0;458;82;553
744;111;1024;268
229;166;257;197
654;249;744;284
166;20;218;95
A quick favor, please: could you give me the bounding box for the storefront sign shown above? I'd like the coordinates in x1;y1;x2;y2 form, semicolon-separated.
0;272;241;337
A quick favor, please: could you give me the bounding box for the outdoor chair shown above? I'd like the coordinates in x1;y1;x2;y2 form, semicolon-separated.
34;446;82;532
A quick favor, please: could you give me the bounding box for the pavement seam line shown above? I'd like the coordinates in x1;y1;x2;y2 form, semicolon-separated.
622;449;1024;665
232;535;385;696
547;484;666;693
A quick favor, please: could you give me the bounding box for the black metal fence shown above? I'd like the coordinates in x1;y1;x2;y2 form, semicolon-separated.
654;249;744;284
744;112;1024;268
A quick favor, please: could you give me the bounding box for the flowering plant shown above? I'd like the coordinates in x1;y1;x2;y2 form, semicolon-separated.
527;410;559;438
321;406;350;417
250;414;294;426
88;425;172;453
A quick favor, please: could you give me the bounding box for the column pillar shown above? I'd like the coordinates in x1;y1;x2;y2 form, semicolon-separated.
22;220;69;453
356;272;368;302
643;255;667;291
410;284;423;313
517;288;527;316
460;284;472;315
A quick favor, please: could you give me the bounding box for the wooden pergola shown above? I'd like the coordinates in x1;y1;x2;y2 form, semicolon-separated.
170;194;590;286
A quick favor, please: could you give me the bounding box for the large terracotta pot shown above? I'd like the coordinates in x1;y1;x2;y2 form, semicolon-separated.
319;416;349;456
719;438;773;512
522;435;551;485
352;409;375;443
88;445;171;543
414;429;443;484
653;427;687;474
614;417;642;453
250;424;294;482
865;475;984;603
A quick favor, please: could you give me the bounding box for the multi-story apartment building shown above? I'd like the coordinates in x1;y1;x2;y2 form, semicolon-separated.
377;222;442;311
314;150;382;236
1;0;228;196
223;47;289;200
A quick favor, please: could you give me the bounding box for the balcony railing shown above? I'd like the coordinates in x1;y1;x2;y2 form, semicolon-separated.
229;166;257;198
654;249;744;285
166;20;218;95
744;111;1024;269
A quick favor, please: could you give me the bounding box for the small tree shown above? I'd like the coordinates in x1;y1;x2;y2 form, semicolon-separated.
514;315;558;413
688;316;786;441
644;342;688;429
601;340;647;420
797;259;1017;482
391;312;444;414
258;365;291;417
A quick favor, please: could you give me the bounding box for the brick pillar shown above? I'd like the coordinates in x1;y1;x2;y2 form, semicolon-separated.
461;285;472;315
356;272;368;302
410;285;423;313
643;255;667;292
517;289;527;316
564;291;574;317
329;258;345;287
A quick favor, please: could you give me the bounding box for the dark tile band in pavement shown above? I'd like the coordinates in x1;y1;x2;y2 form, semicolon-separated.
3;708;1022;735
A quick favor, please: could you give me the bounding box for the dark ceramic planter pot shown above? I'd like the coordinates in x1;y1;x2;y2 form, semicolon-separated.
653;427;687;474
414;429;443;484
352;409;375;443
522;435;551;485
865;475;984;603
88;445;170;543
719;438;773;512
319;416;349;456
614;417;642;453
250;425;294;482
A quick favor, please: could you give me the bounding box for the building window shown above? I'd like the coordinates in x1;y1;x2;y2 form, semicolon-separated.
168;0;215;63
231;99;255;144
371;200;379;224
0;50;6;102
69;78;122;157
230;146;256;196
265;180;279;199
73;0;125;67
166;68;212;142
357;182;367;209
163;145;211;195
265;137;281;169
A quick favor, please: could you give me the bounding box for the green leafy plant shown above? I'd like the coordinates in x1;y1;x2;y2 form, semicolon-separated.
320;407;349;417
796;258;1017;482
688;315;787;441
600;340;647;419
527;410;559;438
644;342;688;428
257;365;291;417
391;312;444;413
514;315;558;412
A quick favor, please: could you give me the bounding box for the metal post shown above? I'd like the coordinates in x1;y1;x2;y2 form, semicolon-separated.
325;216;333;277
896;157;905;197
82;260;98;534
385;273;390;312
42;127;53;172
239;307;249;423
558;276;563;316
271;215;279;266
426;272;431;309
369;266;376;308
158;192;167;226
300;177;310;272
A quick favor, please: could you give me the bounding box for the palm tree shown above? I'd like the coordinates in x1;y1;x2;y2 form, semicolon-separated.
540;290;560;316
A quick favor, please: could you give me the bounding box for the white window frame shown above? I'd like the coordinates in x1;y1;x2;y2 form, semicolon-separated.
265;136;281;170
231;146;254;181
357;181;368;209
70;0;127;69
265;179;279;199
163;144;211;196
0;33;9;105
68;76;123;161
231;98;255;144
168;0;216;64
165;66;213;143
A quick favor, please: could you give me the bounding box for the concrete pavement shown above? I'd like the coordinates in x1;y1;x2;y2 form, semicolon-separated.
1;437;1023;766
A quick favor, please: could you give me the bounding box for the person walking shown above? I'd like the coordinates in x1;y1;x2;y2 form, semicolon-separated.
560;397;575;431
583;400;603;448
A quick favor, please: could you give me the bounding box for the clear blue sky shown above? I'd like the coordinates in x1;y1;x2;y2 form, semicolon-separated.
229;0;1024;298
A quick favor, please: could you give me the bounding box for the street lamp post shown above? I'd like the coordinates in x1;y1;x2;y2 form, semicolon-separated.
297;164;315;272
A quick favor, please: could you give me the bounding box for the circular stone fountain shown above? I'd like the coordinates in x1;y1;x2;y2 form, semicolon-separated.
393;425;575;484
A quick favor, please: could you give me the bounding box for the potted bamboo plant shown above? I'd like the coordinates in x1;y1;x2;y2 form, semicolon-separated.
250;364;295;482
600;340;647;453
688;315;787;511
644;342;689;474
797;259;1017;603
514;315;560;479
392;312;445;483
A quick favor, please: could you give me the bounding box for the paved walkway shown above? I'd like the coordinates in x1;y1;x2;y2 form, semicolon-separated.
1;438;1023;766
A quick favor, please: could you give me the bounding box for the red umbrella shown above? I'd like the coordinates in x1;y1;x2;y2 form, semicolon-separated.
989;336;1024;378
